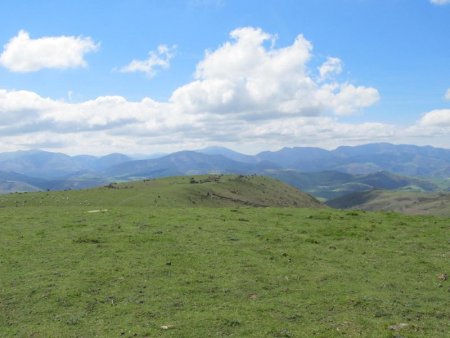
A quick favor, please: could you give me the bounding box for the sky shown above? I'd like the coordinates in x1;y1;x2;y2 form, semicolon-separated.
0;0;449;155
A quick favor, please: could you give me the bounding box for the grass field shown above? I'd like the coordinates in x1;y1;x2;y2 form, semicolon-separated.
0;176;449;337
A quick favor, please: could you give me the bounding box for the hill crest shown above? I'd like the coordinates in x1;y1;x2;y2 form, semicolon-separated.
0;174;324;209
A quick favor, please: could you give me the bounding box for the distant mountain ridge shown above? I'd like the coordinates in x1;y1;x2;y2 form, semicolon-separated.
257;143;450;176
103;151;280;179
197;146;259;163
0;143;449;195
0;150;132;179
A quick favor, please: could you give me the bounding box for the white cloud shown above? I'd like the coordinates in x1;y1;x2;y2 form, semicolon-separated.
0;27;405;154
325;84;380;115
396;109;450;148
0;89;176;134
445;89;450;100
171;27;379;118
120;45;175;77
0;30;98;72
430;0;450;5
0;87;392;154
418;109;450;127
2;85;448;153
318;57;342;80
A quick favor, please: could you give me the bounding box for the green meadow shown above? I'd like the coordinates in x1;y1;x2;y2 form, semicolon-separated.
0;176;448;337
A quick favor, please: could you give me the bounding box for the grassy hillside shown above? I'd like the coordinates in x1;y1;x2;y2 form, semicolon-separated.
0;180;42;194
0;171;50;194
0;176;448;337
327;190;450;216
265;170;439;201
0;174;323;209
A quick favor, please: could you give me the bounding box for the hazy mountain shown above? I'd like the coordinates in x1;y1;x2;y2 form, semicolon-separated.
71;155;98;170
0;143;449;194
0;180;42;194
0;150;132;179
129;153;168;160
0;170;49;189
332;143;450;176
105;151;280;179
257;143;450;176
0;169;113;194
257;147;336;170
92;153;133;171
47;171;111;191
0;150;85;179
0;171;48;194
197;146;259;163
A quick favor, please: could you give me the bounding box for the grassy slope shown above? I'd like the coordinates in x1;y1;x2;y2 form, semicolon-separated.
0;176;449;337
0;174;323;209
265;170;441;201
0;180;42;194
327;190;450;217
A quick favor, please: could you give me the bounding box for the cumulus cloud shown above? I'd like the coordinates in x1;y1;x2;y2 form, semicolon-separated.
0;87;391;154
0;27;389;154
0;30;98;72
398;109;450;148
0;89;177;134
318;57;342;80
430;0;450;5
418;109;450;127
171;27;379;118
120;45;175;77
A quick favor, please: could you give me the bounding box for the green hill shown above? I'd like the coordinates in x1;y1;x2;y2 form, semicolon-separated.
265;170;439;201
0;180;42;194
0;174;323;209
327;190;450;216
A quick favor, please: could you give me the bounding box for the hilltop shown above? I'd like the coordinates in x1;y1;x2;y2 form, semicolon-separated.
0;174;323;209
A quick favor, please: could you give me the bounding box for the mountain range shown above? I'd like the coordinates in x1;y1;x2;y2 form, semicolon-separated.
0;143;449;197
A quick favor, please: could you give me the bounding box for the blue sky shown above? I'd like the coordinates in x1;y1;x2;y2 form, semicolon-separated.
0;0;449;155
